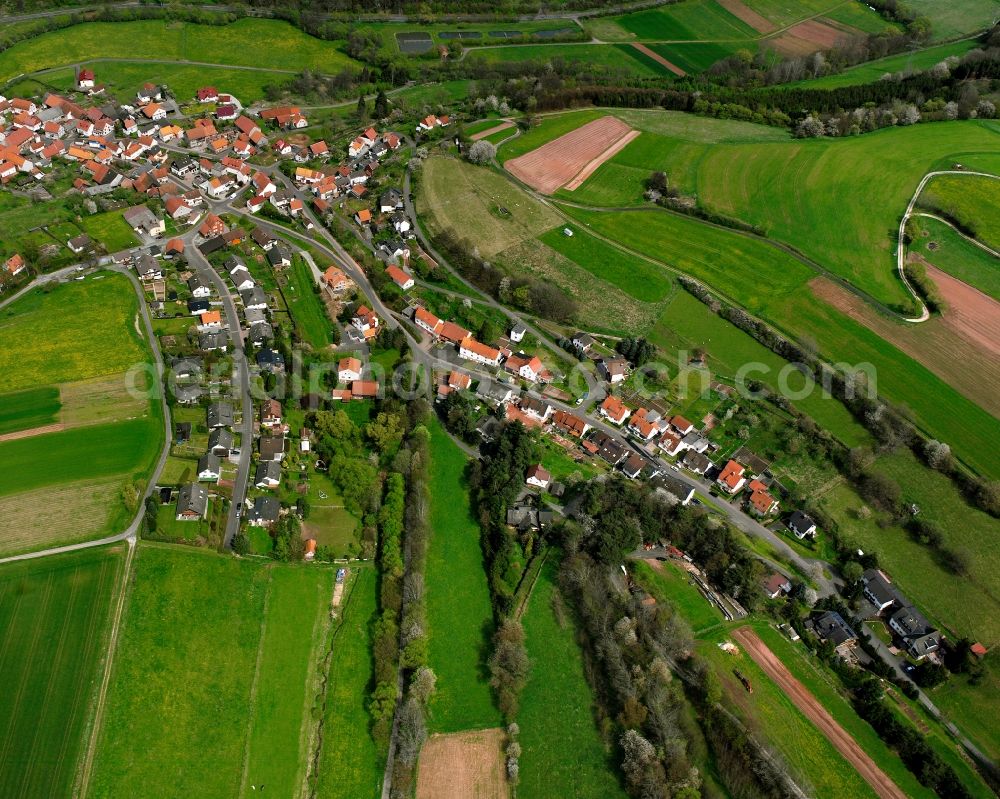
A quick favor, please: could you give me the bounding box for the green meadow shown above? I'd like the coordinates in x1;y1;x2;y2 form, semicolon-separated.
90;546;336;799
242;565;333;797
796;40;978;89
287;254;334;349
904;0;999;39
517;561;627;799
76;211;141;253
911;216;1000;301
0;275;147;390
0;417;162;497
0;546;124;799
919;173;1000;251
314;568;384;799
466;43;670;77
0;19;358;83
0;385;60;435
424;421;501;733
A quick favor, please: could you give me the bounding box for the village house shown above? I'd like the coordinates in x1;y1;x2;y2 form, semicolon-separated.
197;453;221;482
762;572;792;599
208;428;234;458
598;357;628;384
247;496;280;527
504;352;544;383
260;398;283;428
207;401;234;429
259;433;287;462
448;371;472;391
746;478;778;517
808;611;859;659
175;482;208;520
787;510;817;539
716;460;746;494
338;357;363;382
525;464;551;490
255;460;282;489
599;395;631;425
550;409;590;439
352;305;380;338
459;336;501;367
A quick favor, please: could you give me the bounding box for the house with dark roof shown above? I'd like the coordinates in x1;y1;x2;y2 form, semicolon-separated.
889;607;941;659
255;460;282;489
208;428;234;457
259;433;287;462
787;510;817;539
175;482;208;520
862;569;899;614
197;453;221;482
206;401;234;429
247;495;280;526
809;611;858;657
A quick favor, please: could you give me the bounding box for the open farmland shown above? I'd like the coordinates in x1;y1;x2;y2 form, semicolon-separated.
241;565;334;798
425;421;500;733
919;173;1000;251
0;276;147;390
419;156;560;258
0;386;60;436
912;216;1000;301
568;115;1000;310
88;546;336;799
313;568;383;799
563;205;1000;477
796;40;978;88
0;19;358;83
0;274;163;555
0;546;124;799
505;116;638;194
517;561;627;799
416;729;509;799
464;43;671;77
904;0;1000;39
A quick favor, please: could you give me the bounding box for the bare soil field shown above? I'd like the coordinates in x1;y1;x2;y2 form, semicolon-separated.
416;728;509;799
772;20;848;55
630;43;686;76
716;0;776;32
505;116;636;194
924;261;1000;359
566;129;642;189
732;627;908;799
810;276;1000;419
471;121;514;141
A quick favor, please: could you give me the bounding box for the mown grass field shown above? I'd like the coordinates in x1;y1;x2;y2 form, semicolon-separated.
90;546;335;799
795;40;978;88
287;254;334;348
0;19;358;82
649;41;746;72
0;276;147;390
0;545;124;799
420;156;560;258
567;116;1000;310
314;568;384;799
912;216;1000;301
614;0;757;40
517;560;627;799
540;223;673;302
932;652;1000;764
0;385;60;435
0;417;161;498
919;173;1000;251
466;42;670;77
905;0;999;39
76;211;141;253
242;565;334;797
425;421;501;733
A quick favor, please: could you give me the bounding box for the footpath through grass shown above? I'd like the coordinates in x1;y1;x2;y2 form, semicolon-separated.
0;545;124;799
424;421;501;733
517;560;627;799
314;567;384;799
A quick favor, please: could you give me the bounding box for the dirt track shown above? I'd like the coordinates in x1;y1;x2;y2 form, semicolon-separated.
505;116;635;194
630;43;686;76
0;422;65;442
416;728;508;799
471;121;513;141
732;627;908;799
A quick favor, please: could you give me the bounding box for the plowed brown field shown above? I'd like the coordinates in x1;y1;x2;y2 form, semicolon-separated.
505;116;636;194
416;728;508;799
